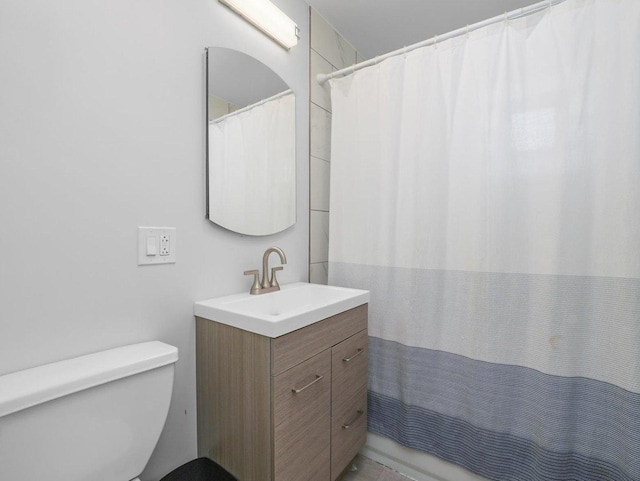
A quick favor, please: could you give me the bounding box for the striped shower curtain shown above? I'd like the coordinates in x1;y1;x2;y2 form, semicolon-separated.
327;1;640;479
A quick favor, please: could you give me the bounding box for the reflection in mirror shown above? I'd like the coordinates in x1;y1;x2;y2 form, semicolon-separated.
206;47;296;236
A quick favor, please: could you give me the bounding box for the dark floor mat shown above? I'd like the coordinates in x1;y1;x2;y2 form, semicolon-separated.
160;457;237;481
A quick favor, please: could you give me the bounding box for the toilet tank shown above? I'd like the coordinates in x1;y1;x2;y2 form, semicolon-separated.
0;341;178;481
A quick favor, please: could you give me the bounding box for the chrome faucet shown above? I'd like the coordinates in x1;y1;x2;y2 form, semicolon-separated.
244;246;287;295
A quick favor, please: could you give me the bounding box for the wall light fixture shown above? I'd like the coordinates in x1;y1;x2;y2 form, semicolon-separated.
219;0;299;50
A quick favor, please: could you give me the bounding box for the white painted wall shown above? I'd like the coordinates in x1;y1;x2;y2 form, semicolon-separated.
0;0;309;479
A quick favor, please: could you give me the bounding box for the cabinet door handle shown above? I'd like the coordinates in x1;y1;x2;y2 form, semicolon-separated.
342;348;364;363
342;409;364;429
291;374;324;393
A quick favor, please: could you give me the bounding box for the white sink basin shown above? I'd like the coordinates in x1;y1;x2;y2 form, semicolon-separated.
194;282;369;337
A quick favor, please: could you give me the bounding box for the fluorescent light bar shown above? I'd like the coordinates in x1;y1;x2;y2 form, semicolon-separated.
220;0;299;50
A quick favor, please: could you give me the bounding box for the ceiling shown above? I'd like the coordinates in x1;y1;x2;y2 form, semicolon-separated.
305;0;540;59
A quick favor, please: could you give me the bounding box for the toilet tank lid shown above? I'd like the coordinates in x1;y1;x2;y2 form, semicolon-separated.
0;341;178;418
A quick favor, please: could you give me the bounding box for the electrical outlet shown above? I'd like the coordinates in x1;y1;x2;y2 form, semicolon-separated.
138;227;176;265
160;235;170;256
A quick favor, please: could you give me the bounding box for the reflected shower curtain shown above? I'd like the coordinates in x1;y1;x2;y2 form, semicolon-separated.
208;91;295;235
328;1;640;479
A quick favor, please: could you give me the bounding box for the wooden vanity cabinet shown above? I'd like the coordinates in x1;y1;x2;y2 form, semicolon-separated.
196;304;368;481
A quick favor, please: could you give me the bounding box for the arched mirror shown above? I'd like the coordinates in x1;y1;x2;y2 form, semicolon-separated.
206;47;296;236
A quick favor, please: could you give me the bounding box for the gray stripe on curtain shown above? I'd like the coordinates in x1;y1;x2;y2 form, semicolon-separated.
329;261;640;390
329;263;640;346
368;337;640;481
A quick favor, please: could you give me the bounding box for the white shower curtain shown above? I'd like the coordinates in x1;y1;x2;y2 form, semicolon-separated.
328;0;640;479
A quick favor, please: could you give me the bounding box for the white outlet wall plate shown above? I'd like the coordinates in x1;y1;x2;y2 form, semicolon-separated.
138;227;176;265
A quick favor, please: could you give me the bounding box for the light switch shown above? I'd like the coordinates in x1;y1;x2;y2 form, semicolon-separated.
146;236;157;256
138;227;176;265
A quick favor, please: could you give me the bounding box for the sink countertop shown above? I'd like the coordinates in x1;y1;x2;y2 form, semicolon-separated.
194;282;369;338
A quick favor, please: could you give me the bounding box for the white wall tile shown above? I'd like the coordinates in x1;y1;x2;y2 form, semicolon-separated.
310;103;331;161
356;51;367;64
310;156;330;211
310;210;330;263
310;262;329;285
311;49;333;112
311;9;356;70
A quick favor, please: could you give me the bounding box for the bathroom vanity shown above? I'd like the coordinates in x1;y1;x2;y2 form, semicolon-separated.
194;283;369;481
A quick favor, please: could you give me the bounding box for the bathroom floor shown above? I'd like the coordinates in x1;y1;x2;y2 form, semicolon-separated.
338;455;414;481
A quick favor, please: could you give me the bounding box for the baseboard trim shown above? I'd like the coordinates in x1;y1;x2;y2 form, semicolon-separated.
361;433;488;481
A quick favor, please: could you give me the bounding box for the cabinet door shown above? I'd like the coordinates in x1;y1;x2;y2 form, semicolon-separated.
331;329;368;480
274;349;331;481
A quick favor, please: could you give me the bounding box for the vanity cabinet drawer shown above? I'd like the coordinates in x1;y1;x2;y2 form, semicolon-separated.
271;305;367;375
274;350;331;481
331;329;368;407
331;386;367;481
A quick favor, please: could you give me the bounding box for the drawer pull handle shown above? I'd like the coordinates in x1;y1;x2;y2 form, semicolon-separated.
292;374;324;393
342;409;364;429
342;348;364;363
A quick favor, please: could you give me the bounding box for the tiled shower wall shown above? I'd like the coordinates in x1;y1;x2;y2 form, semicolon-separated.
309;9;364;284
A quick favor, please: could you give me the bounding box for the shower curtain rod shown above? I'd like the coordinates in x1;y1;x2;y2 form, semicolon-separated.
316;0;566;85
209;88;293;124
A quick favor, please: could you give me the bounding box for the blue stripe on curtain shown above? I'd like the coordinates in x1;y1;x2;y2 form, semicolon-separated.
369;392;633;481
368;337;640;481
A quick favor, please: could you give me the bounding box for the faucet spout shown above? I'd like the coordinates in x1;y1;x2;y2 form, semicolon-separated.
261;247;287;288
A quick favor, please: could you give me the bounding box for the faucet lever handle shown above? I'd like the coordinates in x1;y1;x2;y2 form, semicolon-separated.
270;266;284;289
244;269;261;295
